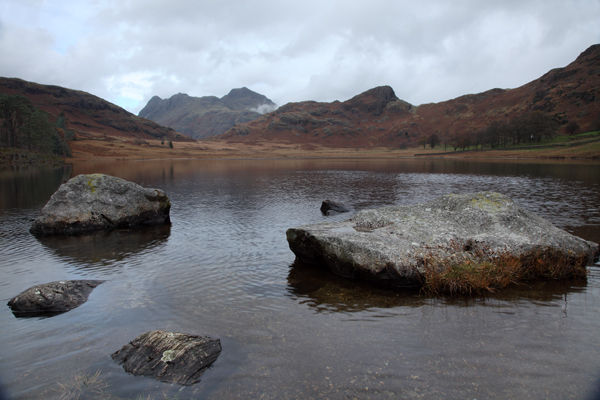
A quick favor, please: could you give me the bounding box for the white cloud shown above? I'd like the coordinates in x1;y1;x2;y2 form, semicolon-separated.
1;0;599;114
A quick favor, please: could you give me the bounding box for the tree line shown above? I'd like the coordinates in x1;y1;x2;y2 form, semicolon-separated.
419;111;560;151
0;94;71;156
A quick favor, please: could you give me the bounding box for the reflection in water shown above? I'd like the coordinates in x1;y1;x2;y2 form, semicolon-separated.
1;158;600;400
287;260;426;312
36;225;171;271
287;259;588;313
0;164;71;210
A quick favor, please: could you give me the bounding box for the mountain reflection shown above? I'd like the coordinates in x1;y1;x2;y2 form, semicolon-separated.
0;164;71;210
36;225;170;270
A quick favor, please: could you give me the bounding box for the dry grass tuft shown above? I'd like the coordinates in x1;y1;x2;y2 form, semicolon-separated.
55;369;181;399
56;370;109;400
420;248;589;296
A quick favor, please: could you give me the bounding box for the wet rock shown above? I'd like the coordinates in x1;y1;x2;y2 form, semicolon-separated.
30;174;171;235
7;280;105;317
287;192;599;288
320;200;350;215
111;330;221;386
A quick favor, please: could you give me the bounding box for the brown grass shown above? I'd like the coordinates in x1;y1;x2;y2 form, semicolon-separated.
55;370;109;400
64;133;600;162
54;369;180;399
420;249;589;296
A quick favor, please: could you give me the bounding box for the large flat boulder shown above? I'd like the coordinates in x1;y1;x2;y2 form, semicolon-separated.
7;280;105;317
286;192;599;293
111;331;222;385
30;174;171;235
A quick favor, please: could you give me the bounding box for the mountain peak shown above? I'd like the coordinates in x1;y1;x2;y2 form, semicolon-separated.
221;87;276;111
138;87;276;139
352;86;398;103
222;87;253;99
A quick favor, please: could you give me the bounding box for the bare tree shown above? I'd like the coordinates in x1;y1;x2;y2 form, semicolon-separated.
428;133;440;149
564;121;580;135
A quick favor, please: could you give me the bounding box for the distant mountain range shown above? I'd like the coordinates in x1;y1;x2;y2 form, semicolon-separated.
221;44;600;148
1;44;598;149
138;88;277;139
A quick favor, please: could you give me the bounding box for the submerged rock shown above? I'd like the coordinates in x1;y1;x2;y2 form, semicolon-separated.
7;280;105;317
287;192;599;291
320;200;350;215
111;330;221;386
30;174;171;235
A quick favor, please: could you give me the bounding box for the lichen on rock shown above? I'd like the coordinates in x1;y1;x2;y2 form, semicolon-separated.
30;174;171;235
111;330;221;385
287;192;599;293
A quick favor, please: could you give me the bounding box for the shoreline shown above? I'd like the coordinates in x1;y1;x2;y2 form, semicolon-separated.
63;136;600;163
3;137;599;166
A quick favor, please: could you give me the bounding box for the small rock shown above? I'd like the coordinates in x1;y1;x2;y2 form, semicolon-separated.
111;330;221;386
320;200;350;215
7;280;105;317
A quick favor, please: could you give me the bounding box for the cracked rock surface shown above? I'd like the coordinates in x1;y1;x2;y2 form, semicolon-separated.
111;330;222;386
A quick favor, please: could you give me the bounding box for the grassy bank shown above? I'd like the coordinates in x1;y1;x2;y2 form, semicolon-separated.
419;131;600;159
64;130;600;162
0;148;64;165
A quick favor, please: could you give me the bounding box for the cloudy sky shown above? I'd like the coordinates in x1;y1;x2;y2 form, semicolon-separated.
1;0;599;114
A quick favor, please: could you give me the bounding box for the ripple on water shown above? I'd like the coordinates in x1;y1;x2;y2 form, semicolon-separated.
2;159;600;400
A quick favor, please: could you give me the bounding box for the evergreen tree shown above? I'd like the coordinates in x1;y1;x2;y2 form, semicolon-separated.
0;94;71;156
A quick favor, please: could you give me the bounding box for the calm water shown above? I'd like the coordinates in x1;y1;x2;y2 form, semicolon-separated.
1;158;599;399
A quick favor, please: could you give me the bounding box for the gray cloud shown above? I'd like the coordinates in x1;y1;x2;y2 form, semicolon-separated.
1;0;599;113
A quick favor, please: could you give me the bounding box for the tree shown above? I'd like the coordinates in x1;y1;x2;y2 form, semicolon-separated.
417;136;428;149
456;132;473;150
448;133;460;151
0;94;70;156
0;94;35;148
564;121;580;136
482;121;503;149
428;133;440;149
527;111;557;142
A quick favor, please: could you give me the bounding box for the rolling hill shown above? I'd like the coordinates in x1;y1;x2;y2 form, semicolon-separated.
0;77;192;143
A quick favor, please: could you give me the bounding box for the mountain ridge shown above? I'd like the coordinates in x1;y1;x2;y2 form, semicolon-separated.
138;87;277;139
220;44;600;148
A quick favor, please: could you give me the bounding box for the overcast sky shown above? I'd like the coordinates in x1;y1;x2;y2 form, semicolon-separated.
1;0;599;114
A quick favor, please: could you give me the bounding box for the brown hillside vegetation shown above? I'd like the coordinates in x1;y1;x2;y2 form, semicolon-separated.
0;77;192;143
221;44;600;148
63;135;599;162
2;45;599;162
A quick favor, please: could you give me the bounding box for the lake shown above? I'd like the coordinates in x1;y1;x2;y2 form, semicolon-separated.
1;158;599;399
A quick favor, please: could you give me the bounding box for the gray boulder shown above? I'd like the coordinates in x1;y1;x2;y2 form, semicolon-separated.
30;174;171;235
111;330;222;385
287;192;599;290
7;280;105;317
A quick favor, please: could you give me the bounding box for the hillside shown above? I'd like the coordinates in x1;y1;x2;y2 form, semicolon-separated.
138;87;276;139
0;78;192;143
221;44;600;148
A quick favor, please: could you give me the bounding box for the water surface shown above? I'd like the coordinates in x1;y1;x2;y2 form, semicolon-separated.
1;158;599;399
